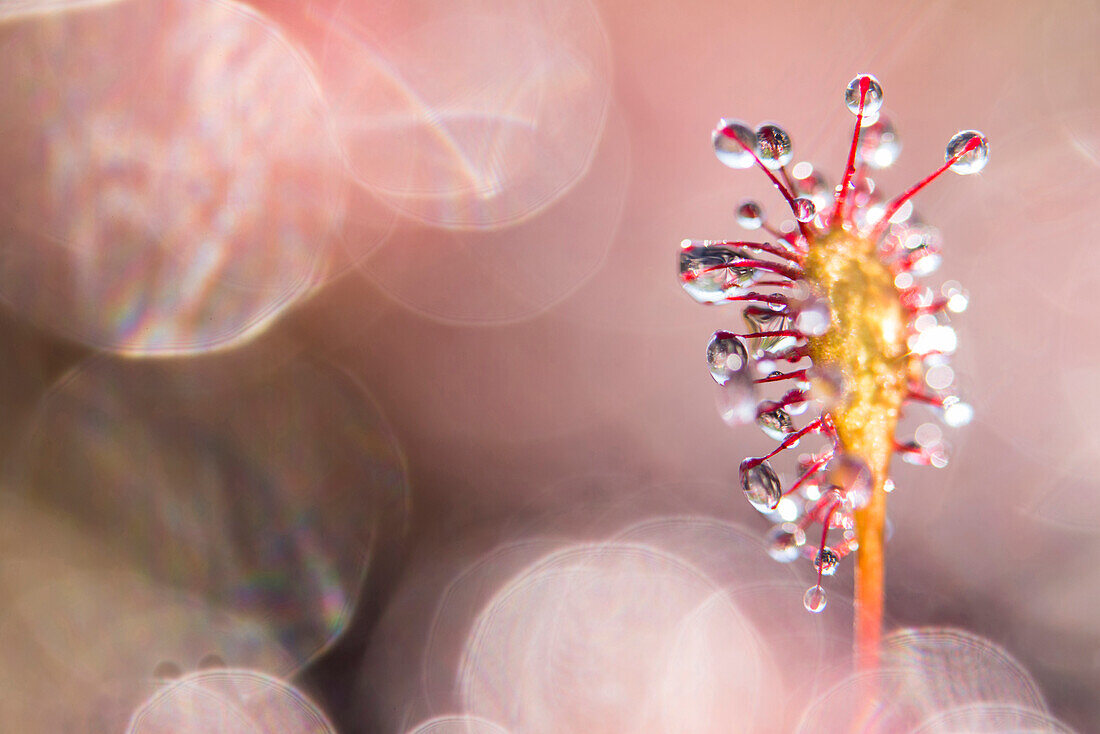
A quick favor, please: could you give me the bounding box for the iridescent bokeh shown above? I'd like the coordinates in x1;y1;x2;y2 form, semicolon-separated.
253;0;611;230
0;0;1098;732
127;669;335;734
0;0;345;354
0;345;408;730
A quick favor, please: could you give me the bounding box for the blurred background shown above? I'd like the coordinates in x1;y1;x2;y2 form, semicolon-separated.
0;0;1097;732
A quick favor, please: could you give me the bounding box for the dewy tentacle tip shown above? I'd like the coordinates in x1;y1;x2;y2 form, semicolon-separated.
679;73;986;666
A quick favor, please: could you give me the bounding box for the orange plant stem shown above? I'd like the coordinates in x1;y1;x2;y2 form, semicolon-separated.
853;486;886;670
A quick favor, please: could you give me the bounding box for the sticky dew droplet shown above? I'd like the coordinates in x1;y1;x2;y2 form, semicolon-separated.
706;331;749;384
803;584;827;613
755;123;793;169
740;460;782;512
946;130;989;174
844;73;884;116
713;119;756;169
736;200;765;229
766;522;806;563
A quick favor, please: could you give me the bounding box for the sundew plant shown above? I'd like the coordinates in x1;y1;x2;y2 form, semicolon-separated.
679;73;988;667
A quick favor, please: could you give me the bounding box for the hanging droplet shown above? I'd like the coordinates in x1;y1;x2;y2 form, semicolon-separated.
844;73;884;116
736;200;765;230
945;130;989;174
792;163;832;212
743;305;796;354
814;547;840;576
713;119;757;169
803;584;827;613
679;241;757;303
756;402;796;441
706;331;749;384
908;324;957;356
905;240;942;276
942;396;974;427
857;116;901;169
914;421;943;448
739;460;782;512
766;522;806;563
783;390;810;416
716;372;758;426
755;123;793;170
941;280;970;313
792;197;816;222
824;453;873;509
806;365;848;410
793;294;831;336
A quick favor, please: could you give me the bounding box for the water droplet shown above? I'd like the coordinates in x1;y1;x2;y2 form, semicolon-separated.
824;453;873;509
716;373;758;426
783;391;809;416
755;123;793;170
740;460;782;512
775;496;801;522
756;402;796;441
791;161;814;179
743;305;796;354
713;119;757;169
706;331;749;384
942;396;974;427
883;478;895;493
736;200;765;229
792;197;816;222
814;547;840;576
930;444;950;468
806;365;848;410
925;363;954;390
908;324;957;355
946;130;989;174
766;522;806;563
889;200;914;224
914;313;939;333
907;244;942;276
791;163;833;211
942;280;970;313
794;295;831;336
845;74;884;116
857;116;901;169
754;357;777;377
679;241;757;303
803;584;827;613
914;422;943;448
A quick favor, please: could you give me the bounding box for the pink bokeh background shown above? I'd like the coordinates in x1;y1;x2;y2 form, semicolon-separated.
0;0;1097;731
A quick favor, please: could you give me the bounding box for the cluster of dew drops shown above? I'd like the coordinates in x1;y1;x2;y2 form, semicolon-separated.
678;74;988;613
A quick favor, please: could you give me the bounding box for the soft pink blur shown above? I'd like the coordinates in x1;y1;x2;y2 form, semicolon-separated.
0;0;1097;732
